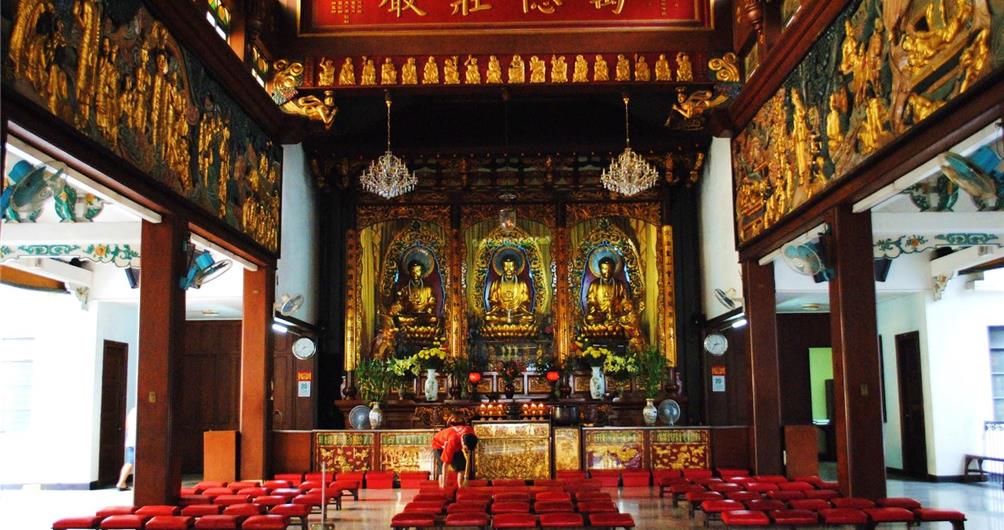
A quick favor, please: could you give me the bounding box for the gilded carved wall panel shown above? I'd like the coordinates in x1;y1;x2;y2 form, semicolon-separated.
583;429;645;470
649;428;710;469
734;0;1004;244
4;0;282;252
554;427;582;472
474;422;551;480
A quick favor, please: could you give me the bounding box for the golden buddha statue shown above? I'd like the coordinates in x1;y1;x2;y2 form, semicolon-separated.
422;56;440;84
634;55;651;81
615;54;631;81
401;57;418;85
529;56;546;83
655;53;672;81
486;55;503;84
509;54;526;83
482;255;536;338
387;259;441;340
582;257;638;339
573;55;589;82
593;55;609;81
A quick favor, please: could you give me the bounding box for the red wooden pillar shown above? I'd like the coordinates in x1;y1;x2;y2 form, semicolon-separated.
135;217;186;505
742;259;783;474
828;205;886;498
240;266;274;479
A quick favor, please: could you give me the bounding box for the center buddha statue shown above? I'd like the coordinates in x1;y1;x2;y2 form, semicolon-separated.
387;259;441;341
582;257;641;343
482;256;537;339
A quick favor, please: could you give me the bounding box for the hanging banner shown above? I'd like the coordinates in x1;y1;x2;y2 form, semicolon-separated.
305;0;710;33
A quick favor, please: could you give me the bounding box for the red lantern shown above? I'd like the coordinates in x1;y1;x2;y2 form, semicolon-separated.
545;370;560;382
468;371;482;384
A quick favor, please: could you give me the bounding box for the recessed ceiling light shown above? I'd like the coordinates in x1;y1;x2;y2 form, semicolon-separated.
201;309;220;316
801;303;821;311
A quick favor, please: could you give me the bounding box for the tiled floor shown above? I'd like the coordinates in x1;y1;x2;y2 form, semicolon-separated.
2;479;1001;529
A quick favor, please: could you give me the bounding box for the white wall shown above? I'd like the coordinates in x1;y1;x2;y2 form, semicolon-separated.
277;144;320;325
91;302;140;479
699;137;743;319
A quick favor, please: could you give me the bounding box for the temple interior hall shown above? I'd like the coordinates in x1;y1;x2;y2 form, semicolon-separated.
2;1;1004;529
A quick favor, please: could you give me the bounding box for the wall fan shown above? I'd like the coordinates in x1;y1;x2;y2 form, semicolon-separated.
714;288;742;310
781;241;833;283
275;293;304;316
180;247;232;290
2;161;63;220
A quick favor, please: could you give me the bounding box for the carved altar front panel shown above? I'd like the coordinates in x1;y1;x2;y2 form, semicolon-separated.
650;428;710;469
584;429;645;470
554;427;582;472
379;431;435;472
473;422;551;480
316;432;374;472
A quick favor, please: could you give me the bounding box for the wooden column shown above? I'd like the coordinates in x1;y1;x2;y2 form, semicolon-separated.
742;259;783;474
827;205;886;498
240;266;275;479
135;217;186;505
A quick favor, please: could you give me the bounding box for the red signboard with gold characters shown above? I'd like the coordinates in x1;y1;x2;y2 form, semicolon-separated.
304;0;710;33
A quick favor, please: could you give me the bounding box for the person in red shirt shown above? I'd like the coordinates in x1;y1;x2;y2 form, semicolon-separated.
430;419;454;483
434;415;478;487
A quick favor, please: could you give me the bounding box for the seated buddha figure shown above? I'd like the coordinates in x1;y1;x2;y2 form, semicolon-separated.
583;257;638;338
387;259;440;339
482;256;536;338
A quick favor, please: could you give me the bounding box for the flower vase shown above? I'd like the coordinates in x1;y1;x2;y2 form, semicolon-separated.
504;383;516;400
424;369;439;402
589;366;605;400
368;402;384;430
642;398;658;426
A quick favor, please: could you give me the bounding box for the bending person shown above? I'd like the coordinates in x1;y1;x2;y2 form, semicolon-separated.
437;415;478;488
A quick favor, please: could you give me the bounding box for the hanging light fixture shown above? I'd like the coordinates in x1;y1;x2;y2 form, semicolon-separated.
601;95;659;196
360;92;416;199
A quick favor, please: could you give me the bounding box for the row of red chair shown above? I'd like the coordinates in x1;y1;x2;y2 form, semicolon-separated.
719;500;965;529
391;511;635;529
52;503;302;530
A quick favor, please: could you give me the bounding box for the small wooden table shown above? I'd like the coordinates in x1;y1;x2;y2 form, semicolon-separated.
963;454;1004;489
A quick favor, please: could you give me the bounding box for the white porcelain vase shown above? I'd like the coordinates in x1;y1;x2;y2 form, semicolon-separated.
368;402;384;430
642;398;658;426
424;369;439;402
589;366;605;400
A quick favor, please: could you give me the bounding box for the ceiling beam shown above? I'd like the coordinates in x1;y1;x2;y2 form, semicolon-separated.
871;212;1004;236
0;222;141;247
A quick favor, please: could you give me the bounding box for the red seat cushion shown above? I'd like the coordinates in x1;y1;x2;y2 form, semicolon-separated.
492;501;531;514
770;509;818;525
701;499;744;513
444;513;489;527
493;479;527;487
241;515;288;530
621;471;650;487
252;496;286;508
96;508;136;518
726;492;761;502
746;499;786;512
212;495;252;506
221;504;261;517
685;491;724;503
788;499;831;511
819;508;868;525
193;515;238;530
791;476;823;486
291;494;323;506
203;487;238;498
720;510;770;526
767;490;805;501
263;480;292;490
391;513;435;528
492;514;538;528
181;505;222;517
574;492;612;502
745;482;778;493
864;507;917;523
237;488;269;497
709;483;744;493
495;492;531;502
682;469;714;480
535;492;571;502
52;516;102;529
534;500;574;513
99;515;147;529
877;497;923;510
447;502;487;514
831;497;876;509
273;473;303;483
803;489;840;500
717;468;750;478
144;516;194;530
178;496;212;507
577;501;618;513
195;481;227;492
915;508;965;522
753;475;788;483
778;481;814;491
135;506;180;517
228;481;260;490
403;503;443;515
588;513;636;528
538;513;584;528
180;488;198;496
270;504;311;517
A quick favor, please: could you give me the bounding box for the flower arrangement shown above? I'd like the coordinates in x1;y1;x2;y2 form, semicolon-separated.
603;350;639;382
415;345;447;370
532;351;557;375
494;358;525;387
581;346;613;368
387;355;421;381
355;358;393;403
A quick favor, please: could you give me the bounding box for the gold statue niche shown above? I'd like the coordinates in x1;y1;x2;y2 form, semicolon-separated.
382;245;445;343
471;226;547;340
572;221;646;350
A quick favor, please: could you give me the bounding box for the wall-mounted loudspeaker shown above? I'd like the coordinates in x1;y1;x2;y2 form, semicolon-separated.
125;267;140;289
873;258;893;283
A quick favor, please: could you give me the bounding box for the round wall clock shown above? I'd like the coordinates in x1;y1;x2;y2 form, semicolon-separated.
292;337;317;360
703;332;728;356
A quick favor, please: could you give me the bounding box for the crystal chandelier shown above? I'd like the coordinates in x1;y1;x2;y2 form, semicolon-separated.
601;95;659;196
360;92;416;199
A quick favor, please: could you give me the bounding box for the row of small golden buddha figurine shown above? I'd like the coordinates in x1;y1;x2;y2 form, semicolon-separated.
319;52;696;87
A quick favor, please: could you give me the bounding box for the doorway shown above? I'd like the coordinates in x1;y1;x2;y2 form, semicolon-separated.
895;331;928;479
98;341;129;486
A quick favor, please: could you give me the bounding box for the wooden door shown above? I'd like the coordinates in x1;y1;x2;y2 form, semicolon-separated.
98;341;129;486
895;331;928;478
